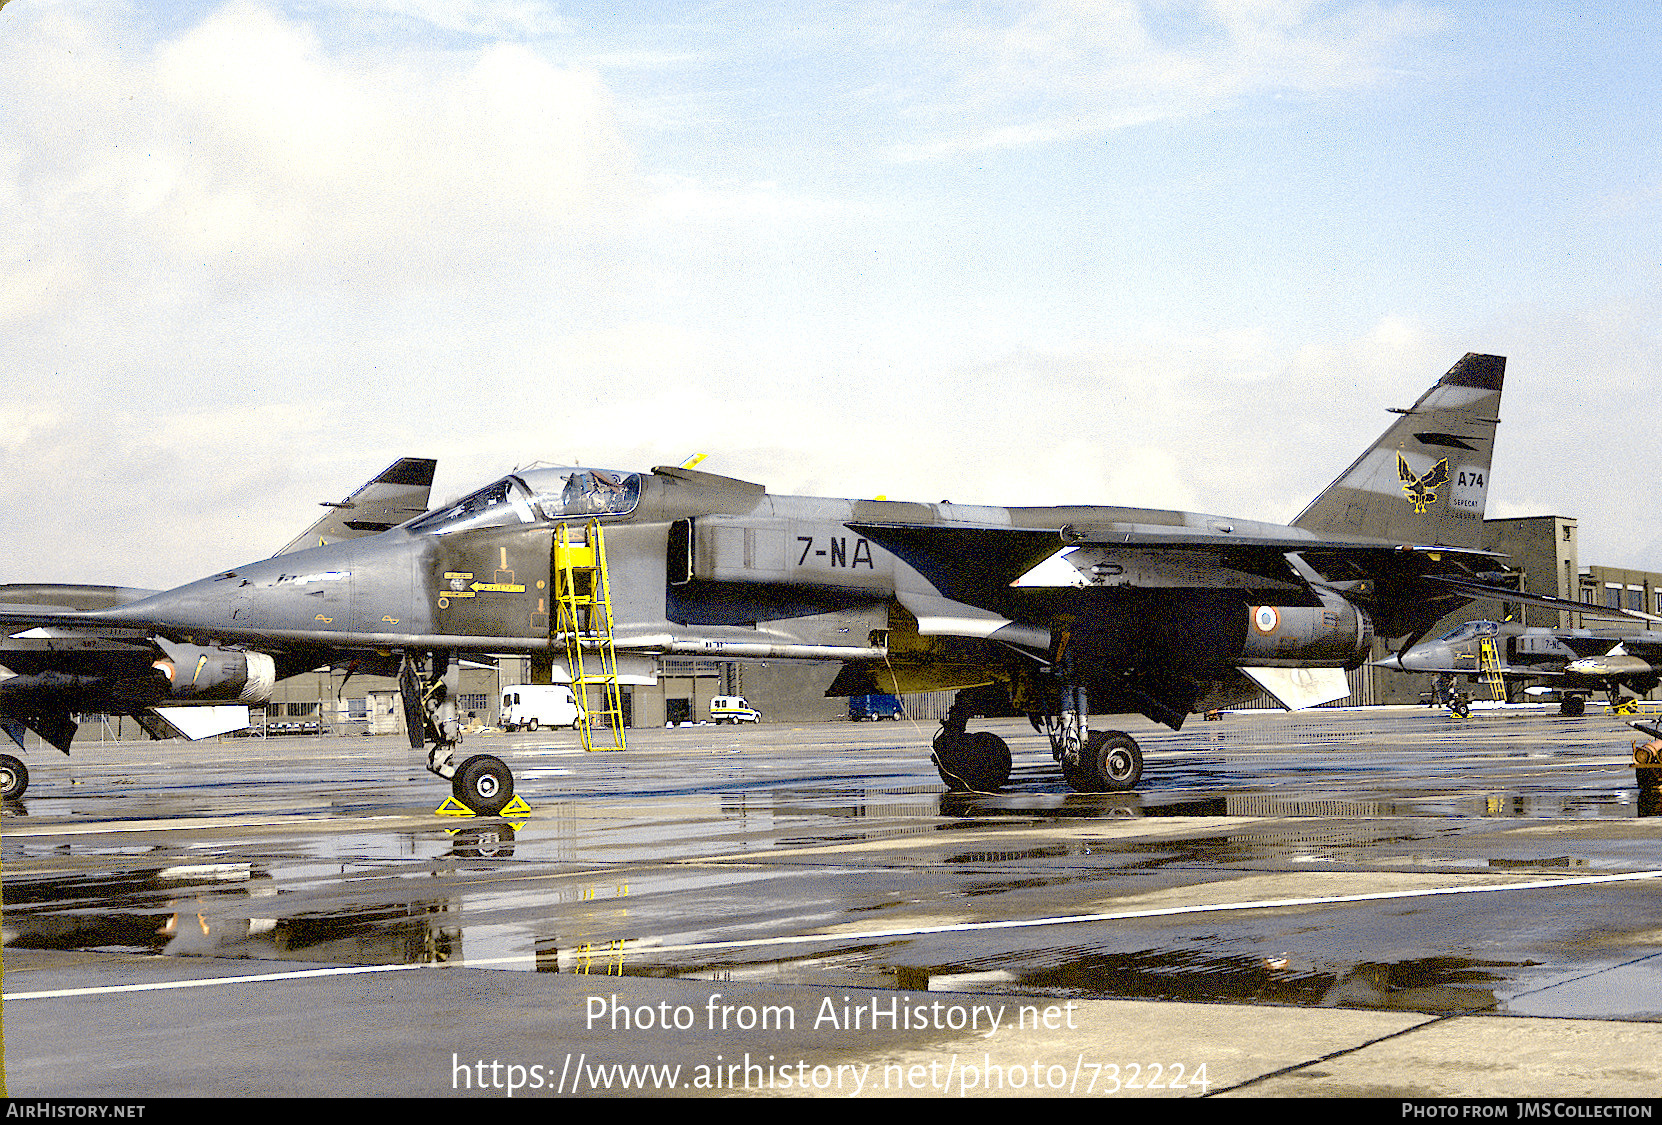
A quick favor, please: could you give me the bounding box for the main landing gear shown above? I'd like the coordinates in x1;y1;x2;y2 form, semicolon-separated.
930;684;1012;791
1042;682;1143;793
928;682;1144;794
402;651;516;816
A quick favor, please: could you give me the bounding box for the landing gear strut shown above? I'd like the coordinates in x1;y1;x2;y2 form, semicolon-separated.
1045;679;1143;793
402;651;515;815
931;685;1012;792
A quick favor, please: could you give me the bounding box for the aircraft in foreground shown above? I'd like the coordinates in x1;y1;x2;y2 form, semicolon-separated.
0;458;437;799
8;354;1585;813
1380;619;1662;715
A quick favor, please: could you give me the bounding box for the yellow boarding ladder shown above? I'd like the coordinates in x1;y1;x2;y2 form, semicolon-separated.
1479;636;1507;703
554;520;627;752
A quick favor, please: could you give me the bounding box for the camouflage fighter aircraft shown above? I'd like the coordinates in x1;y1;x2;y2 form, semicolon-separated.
5;354;1583;814
0;458;437;799
1379;618;1662;715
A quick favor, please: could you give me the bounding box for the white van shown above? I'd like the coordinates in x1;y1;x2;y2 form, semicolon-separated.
501;685;581;731
709;695;761;724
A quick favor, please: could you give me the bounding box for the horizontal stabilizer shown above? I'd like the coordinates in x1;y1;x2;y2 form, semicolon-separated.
1241;666;1351;711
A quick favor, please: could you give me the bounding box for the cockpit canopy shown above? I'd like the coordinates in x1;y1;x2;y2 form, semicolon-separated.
1437;620;1500;644
406;468;641;535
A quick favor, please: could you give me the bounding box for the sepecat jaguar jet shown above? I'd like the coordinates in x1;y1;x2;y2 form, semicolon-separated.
1381;618;1662;715
5;354;1583;814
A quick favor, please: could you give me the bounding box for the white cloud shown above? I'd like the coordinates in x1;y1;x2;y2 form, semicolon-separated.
335;0;566;39
2;1;1657;590
0;1;639;325
885;0;1445;159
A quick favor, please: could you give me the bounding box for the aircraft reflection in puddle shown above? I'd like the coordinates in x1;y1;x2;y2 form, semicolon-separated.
0;825;515;963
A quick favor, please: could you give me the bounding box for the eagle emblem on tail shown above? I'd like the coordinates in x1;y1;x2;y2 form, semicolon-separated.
1397;453;1449;513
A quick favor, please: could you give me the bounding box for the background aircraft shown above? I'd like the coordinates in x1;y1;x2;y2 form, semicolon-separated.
1381;619;1662;715
0;458;436;799
6;354;1584;813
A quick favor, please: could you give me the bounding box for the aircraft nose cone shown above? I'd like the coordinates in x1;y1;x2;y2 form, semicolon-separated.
1392;644;1449;674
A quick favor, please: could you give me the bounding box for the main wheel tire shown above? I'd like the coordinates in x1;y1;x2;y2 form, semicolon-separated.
1061;756;1098;793
1561;696;1586;716
526;719;540;732
452;754;515;816
931;731;1012;792
1065;731;1142;793
1;754;28;801
964;731;1012;791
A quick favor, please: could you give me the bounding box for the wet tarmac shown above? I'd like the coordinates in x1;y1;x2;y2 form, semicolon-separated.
6;704;1662;1097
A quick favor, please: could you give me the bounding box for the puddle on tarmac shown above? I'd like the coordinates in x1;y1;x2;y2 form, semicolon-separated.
12;860;1661;1024
1505;956;1662;1020
941;786;1651;821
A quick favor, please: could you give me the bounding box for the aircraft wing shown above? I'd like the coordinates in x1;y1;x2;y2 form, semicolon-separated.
1420;575;1662;624
851;520;1516;642
1563;633;1662;682
846;523;1066;606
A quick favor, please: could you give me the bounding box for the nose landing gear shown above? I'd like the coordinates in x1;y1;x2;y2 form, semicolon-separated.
403;651;516;816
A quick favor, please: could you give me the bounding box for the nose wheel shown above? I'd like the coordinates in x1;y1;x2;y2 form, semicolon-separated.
1;753;28;801
404;650;519;816
452;754;515;817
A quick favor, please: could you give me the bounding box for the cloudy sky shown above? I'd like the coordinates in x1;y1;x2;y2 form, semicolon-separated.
4;0;1659;588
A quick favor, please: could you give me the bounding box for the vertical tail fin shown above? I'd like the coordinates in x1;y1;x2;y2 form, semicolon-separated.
274;457;438;556
1292;353;1505;550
